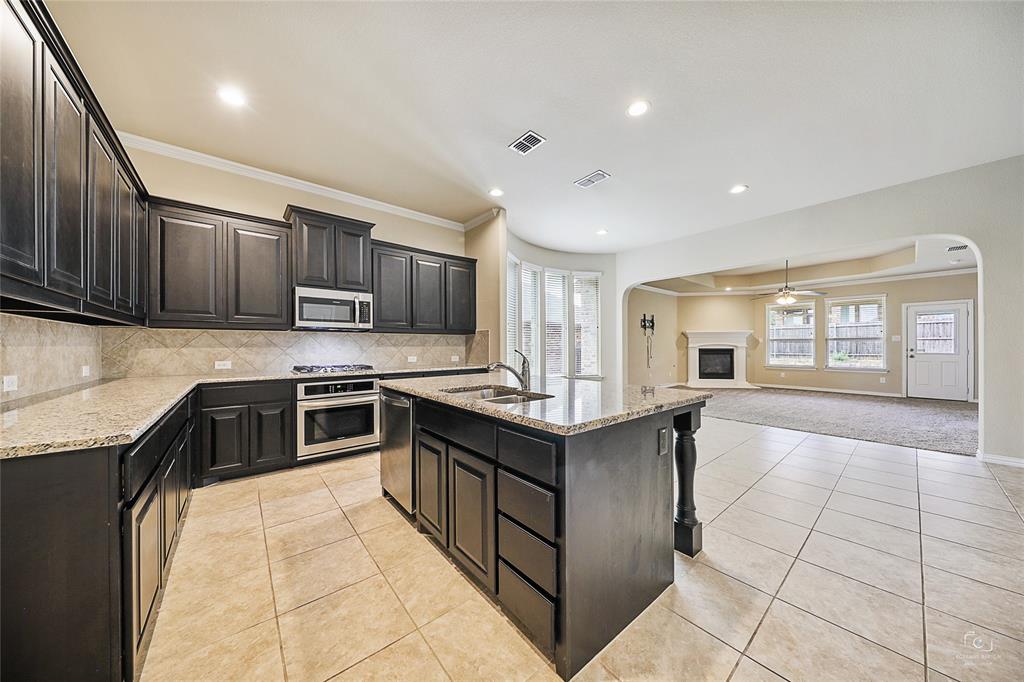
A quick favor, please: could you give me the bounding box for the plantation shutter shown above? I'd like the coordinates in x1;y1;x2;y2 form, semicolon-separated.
544;270;569;376
572;273;601;376
505;256;520;364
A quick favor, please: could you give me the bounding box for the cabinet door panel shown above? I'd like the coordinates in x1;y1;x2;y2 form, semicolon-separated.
412;254;445;330
149;207;225;322
335;223;371;291
128;476;161;654
447;445;496;591
294;217;334;287
227;222;290;327
86;120;115;308
159;446;179;566
445;260;476;332
0;0;43;284
373;247;412;329
249;401;292;468
178;422;191;519
133;199;147;318
114;169;134;313
200;405;249;476
41;50;86;297
415;431;447;546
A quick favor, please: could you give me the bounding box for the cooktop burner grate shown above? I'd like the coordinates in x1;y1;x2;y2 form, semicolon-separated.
292;364;374;374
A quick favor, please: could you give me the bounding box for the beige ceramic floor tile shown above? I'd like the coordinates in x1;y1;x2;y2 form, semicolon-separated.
921;535;1024;595
826;491;920;531
170;529;269;588
813;508;921;561
923;566;1024;640
658;554;772;650
734;488;823;528
780;454;847;474
597;603;740;681
917;457;993;479
920;512;1024;559
270;536;380;613
420;593;549;681
343;496;403;533
319;456;381;487
265;509;355;562
278;574;415;681
835;478;919;509
924;607;1024;682
800;438;857;455
185;503;264;541
329;474;382;507
569;658;619;681
920;495;1024;533
788;445;851;464
694;493;730;524
753;475;831;506
333;631;449;681
710;505;810;556
730;656;786;682
798;532;922;602
778;560;924;662
841;465;918;491
699;461;765;487
695;474;750;504
696;527;794;594
187;479;260;519
747;600;922;682
359;518;436;571
257;469;329;502
917;467;1008;493
769;463;839;489
918;479;1014;512
142;619;284;682
260;487;338;528
383;548;479;626
846;455;918;476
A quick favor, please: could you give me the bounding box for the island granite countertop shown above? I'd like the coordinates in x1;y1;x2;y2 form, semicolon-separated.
379;371;712;436
1;365;488;459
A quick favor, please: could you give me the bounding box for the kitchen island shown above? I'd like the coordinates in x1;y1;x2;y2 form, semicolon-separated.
378;372;710;679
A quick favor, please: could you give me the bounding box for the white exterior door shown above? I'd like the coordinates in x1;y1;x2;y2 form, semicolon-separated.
905;302;971;401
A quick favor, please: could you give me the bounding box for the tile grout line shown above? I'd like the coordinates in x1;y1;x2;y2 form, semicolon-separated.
983;463;1024;525
255;484;291;682
915;448;929;681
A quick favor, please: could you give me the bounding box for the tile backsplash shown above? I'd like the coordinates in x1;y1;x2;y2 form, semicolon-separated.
0;314;102;404
101;327;490;378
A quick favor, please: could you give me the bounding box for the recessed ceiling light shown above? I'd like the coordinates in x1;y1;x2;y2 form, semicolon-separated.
626;100;651;117
724;287;733;291
596;229;609;236
488;188;504;197
218;85;247;107
729;184;749;194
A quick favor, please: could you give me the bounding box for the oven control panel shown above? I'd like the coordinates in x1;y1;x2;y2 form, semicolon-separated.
298;379;378;400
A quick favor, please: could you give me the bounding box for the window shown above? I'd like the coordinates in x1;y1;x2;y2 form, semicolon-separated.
505;253;601;377
826;296;885;369
915;312;955;354
767;302;815;367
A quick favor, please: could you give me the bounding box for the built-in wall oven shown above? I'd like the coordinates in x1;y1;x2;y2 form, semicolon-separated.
294;286;373;330
296;378;380;459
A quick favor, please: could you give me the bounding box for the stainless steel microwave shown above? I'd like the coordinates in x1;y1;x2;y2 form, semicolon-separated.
294;287;373;330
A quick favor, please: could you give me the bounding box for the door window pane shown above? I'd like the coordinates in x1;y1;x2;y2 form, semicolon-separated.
916;312;956;354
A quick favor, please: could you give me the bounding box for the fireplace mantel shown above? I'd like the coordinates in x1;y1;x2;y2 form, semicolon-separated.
683;330;759;389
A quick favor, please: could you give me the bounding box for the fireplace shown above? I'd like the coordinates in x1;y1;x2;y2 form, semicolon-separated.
698;348;734;380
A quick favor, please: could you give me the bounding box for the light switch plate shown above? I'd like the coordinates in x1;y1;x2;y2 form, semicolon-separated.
879;376;886;384
3;375;18;392
214;360;232;370
891;335;901;342
81;365;91;377
407;356;417;363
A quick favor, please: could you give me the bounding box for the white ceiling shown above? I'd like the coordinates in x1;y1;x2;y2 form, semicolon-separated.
50;1;1023;253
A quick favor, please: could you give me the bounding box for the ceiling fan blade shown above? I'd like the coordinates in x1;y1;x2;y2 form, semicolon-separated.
791;290;828;296
750;292;780;299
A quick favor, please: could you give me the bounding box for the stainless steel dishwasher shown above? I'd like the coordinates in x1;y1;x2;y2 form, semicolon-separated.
379;390;414;513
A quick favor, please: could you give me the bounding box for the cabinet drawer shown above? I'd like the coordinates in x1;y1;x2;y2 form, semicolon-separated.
201;381;291;408
417;401;495;458
497;427;557;486
124;397;188;503
497;470;556;542
498;560;555;655
498;514;557;596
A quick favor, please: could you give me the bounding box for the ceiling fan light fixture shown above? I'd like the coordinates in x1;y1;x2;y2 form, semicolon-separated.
776;293;796;305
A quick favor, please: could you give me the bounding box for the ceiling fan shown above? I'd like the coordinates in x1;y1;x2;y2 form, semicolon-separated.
751;260;828;304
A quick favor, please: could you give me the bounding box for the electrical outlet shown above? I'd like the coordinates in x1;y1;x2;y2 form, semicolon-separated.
658;427;669;456
214;360;232;370
780;372;786;378
407;356;417;363
81;365;91;377
879;376;886;384
2;375;18;392
451;355;460;362
891;335;901;342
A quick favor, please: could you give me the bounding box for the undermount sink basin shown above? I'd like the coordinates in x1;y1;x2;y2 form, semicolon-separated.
441;385;554;404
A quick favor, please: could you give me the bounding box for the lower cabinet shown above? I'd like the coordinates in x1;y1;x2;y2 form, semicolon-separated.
415;430;447;546
127;473;162;661
199;382;294;480
200;405;249;476
447;445;497;591
250;401;292;469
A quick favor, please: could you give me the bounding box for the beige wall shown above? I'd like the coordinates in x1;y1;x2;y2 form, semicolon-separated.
464;210;506;363
128;148;465;255
0;314;101;405
674;296;755;383
625;288;679;385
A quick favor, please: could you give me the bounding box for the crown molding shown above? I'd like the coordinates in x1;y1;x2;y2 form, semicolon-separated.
117;132;466;231
463;208;501;230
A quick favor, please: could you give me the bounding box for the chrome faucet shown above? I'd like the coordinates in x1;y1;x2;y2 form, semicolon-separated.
488;350;530;391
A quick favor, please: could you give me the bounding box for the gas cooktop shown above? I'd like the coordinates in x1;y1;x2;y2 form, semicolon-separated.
292;364;374;374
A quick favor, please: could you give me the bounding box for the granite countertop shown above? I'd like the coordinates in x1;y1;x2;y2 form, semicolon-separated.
379;371;712;436
0;365;488;459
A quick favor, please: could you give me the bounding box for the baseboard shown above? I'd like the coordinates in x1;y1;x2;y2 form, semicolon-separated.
754;383;899;398
978;452;1024;468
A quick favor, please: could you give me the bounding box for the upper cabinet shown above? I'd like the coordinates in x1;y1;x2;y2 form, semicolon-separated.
285;205;373;292
0;0;146;324
372;240;477;334
149;199;291;330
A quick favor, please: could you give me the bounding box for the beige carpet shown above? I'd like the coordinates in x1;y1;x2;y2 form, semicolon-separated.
684;387;978;455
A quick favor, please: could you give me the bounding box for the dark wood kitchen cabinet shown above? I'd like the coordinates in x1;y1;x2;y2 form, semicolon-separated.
159;438;180;566
445;259;476;332
86;118;116;308
199;382;294;480
373;245;414;329
200;405;249;476
415;430;448;546
413;253;445;329
133;197;148;318
114;167;135;314
226;221;290;327
285;205;373;292
447;445;497;591
249;401;292;469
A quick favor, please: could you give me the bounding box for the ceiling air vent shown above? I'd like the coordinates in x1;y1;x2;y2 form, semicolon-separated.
573;170;611;188
508;130;546;155
946;244;969;253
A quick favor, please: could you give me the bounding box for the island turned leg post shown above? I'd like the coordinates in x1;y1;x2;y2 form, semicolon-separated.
673;409;702;556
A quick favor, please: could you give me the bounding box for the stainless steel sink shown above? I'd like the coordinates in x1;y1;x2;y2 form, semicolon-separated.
441;385;553;404
482;393;553;405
